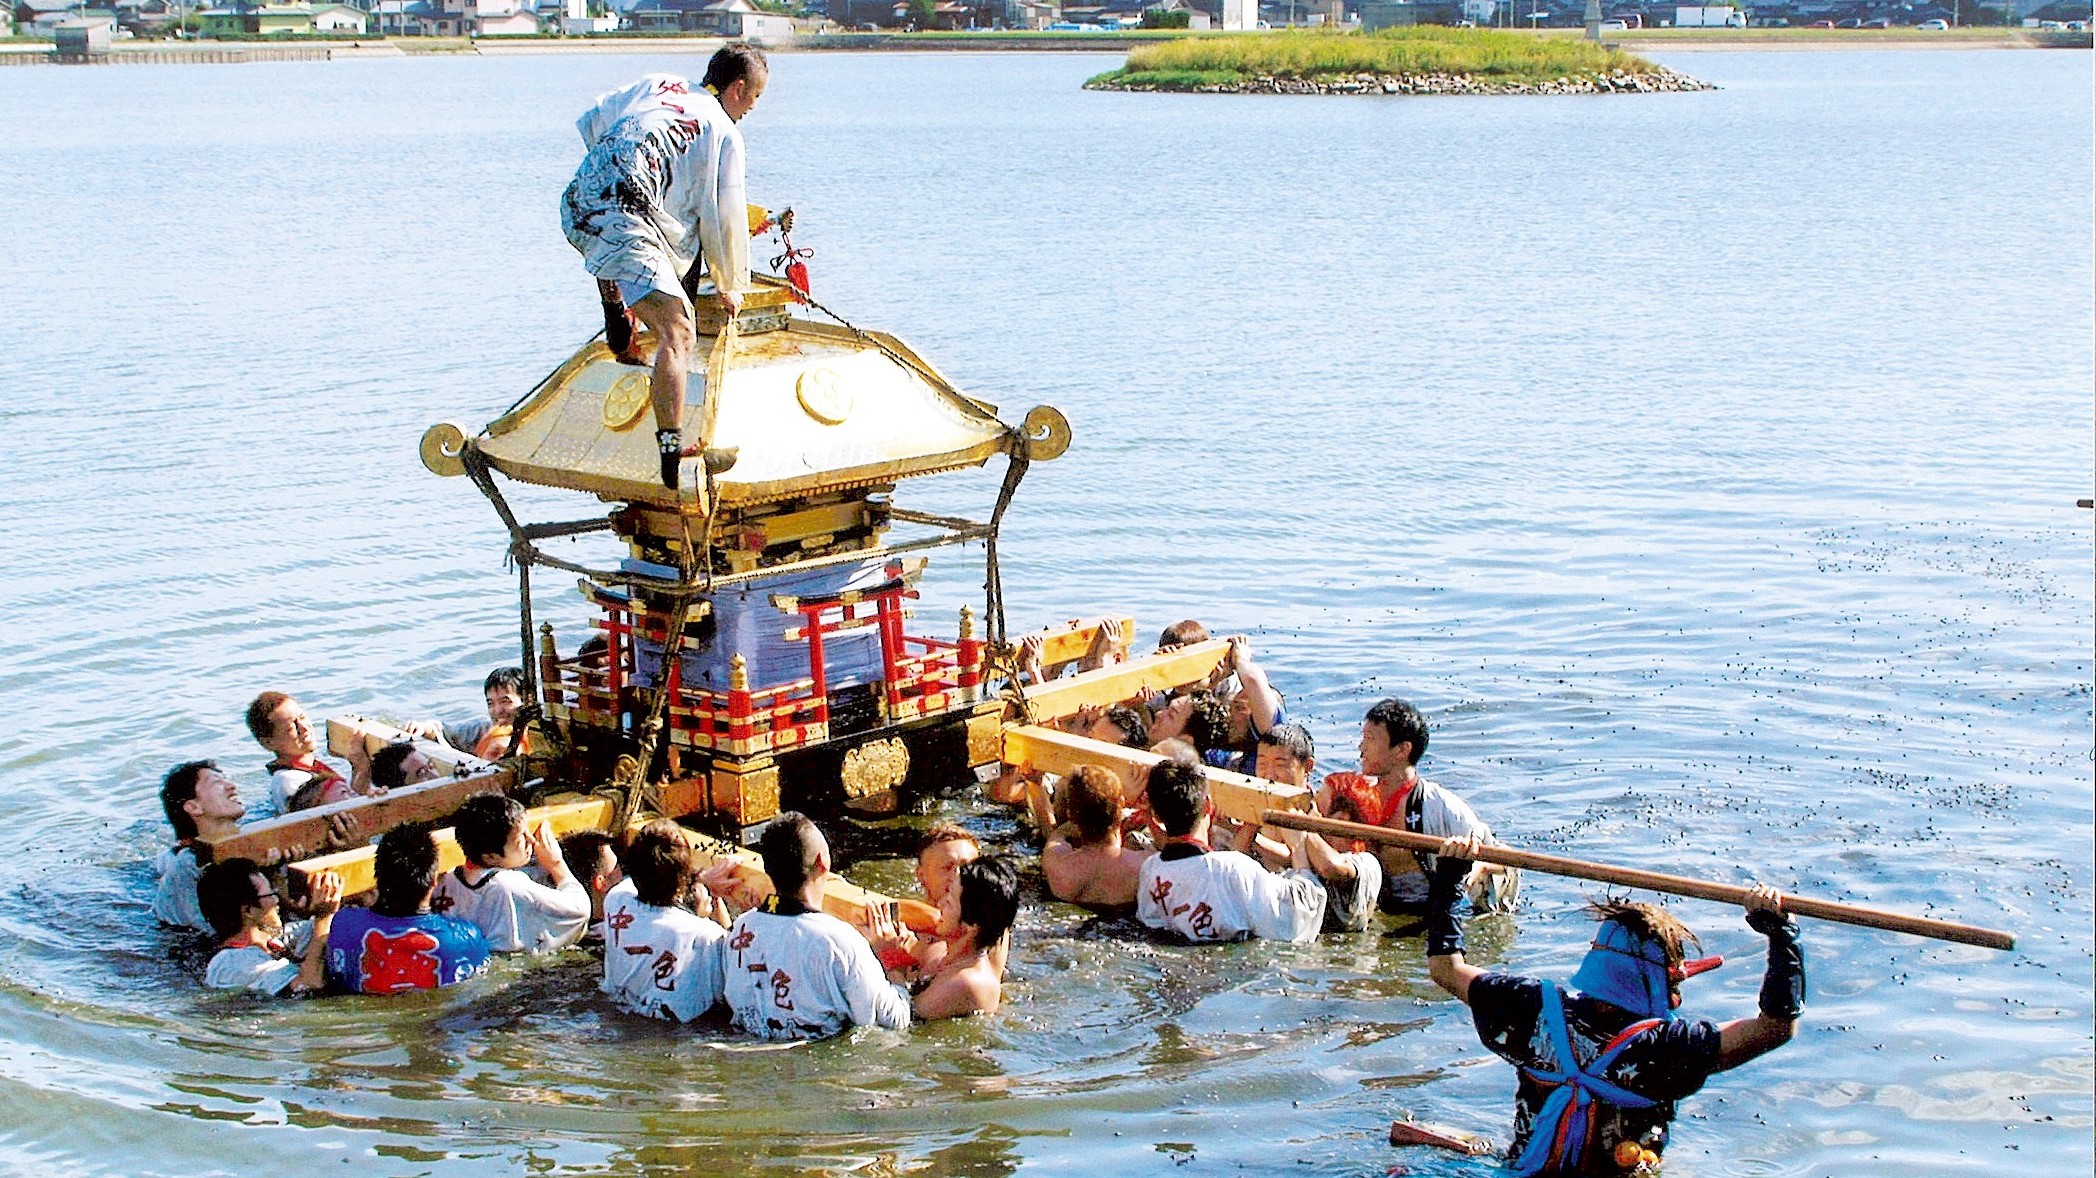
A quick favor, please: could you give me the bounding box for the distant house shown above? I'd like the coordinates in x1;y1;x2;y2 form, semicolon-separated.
671;0;796;37
53;14;115;51
1002;0;1058;25
469;0;541;34
886;0;978;22
195;2;370;33
1184;0;1254;26
375;0;541;34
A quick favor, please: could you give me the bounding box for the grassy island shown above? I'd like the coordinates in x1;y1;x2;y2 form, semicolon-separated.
1086;27;1710;96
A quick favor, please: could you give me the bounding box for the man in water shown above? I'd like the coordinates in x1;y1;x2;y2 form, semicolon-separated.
325;824;490;995
197;857;343;996
1041;764;1153;910
718;812;911;1039
1232;724;1383;933
1421;834;1803;1174
1135;759;1326;943
155;760;247;934
245;691;375;816
1351;697;1517;913
560;46;767;490
442;666;533;761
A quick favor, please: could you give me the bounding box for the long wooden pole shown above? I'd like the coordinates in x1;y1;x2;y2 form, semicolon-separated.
1261;810;2015;952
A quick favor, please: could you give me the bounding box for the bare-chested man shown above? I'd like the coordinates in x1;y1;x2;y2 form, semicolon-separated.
1041;765;1155;910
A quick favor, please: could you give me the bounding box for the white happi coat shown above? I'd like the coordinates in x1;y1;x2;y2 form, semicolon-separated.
721;907;911;1040
562;74;749;303
601;880;728;1023
432;866;591;955
1136;846;1326;944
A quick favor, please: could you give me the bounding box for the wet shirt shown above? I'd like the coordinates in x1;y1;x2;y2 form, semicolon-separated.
203;920;314;996
1469;973;1722;1172
267;755;349;816
431;866;591;955
601;880;727;1023
152;843;212;935
1135;844;1326;943
721;908;910;1040
1377;778;1493;906
324;907;490;994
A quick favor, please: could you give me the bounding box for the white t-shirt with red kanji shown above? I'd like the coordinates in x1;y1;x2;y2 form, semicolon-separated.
720;905;910;1041
1136;844;1326;944
600;879;727;1023
432;866;590;955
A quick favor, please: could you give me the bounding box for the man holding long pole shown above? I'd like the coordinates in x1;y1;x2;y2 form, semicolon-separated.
560;47;766;491
1417;835;1805;1175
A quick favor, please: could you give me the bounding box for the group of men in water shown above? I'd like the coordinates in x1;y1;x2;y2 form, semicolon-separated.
140;48;1813;1169
148;612;1806;1174
1003;618;1805;1173
155;670;1020;1035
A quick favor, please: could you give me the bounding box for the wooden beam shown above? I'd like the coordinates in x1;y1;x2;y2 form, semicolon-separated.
202;766;515;867
288;796;615;897
286;795;940;935
325;714;491;776
1001;724;1311;826
1015;639;1230;724
1025;615;1138;670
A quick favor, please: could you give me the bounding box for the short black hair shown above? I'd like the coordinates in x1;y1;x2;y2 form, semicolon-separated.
1182;690;1228;755
196;857;266;940
756;811;822;899
957;856;1019;948
1102;705;1148;749
1147;759;1209;838
561;829;620;889
703;44;767;92
483;666;526;696
1364;698;1429;765
161;760;218;842
452;794;525;864
369;742;420;791
1257;722;1315;767
373;824;441;918
624;821;694;908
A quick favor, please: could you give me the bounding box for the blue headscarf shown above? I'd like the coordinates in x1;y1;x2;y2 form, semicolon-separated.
1566;918;1675;1021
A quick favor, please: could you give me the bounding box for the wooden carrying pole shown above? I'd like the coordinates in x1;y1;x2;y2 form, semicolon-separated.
1261;811;2015;952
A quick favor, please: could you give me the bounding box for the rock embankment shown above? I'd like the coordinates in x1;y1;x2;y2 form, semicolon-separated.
1089;68;1714;95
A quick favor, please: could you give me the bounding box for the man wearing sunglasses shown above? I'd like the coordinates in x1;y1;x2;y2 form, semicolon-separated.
196;858;344;997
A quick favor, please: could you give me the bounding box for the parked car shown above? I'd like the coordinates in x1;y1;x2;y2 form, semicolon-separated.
1607;11;1643;26
1599;17;1627;29
1915;16;1948;27
1808;18;1835;26
1834;16;1862;26
1861;16;1891;26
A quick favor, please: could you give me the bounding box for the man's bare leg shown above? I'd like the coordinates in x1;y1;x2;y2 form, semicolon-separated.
630;291;695;489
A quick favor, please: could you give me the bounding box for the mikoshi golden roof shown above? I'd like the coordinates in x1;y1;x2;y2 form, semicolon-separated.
420;310;1069;509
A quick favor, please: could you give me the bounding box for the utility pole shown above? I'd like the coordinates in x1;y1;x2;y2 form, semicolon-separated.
1584;0;1599;37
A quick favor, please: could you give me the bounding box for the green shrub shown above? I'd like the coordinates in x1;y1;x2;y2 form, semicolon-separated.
1142;7;1190;28
1093;27;1657;86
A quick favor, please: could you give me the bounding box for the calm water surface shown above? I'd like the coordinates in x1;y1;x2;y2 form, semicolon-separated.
0;46;2089;1178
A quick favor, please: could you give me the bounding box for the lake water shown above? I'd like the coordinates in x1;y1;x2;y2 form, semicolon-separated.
0;44;2089;1178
